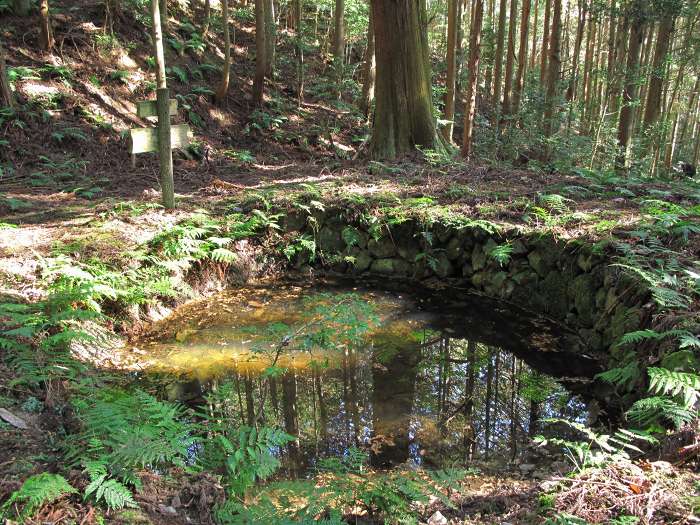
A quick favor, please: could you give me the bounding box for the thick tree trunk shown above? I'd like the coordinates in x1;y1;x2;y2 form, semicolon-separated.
500;0;518;118
642;16;674;130
443;0;459;141
462;0;484;157
492;0;508;112
0;42;13;109
253;0;266;105
370;0;438;158
543;0;561;137
359;4;376;118
616;12;644;170
215;0;231;103
39;0;54;51
263;0;275;77
512;0;531;114
540;0;551;83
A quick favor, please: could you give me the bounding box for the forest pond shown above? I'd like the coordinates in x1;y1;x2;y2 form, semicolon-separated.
130;278;593;475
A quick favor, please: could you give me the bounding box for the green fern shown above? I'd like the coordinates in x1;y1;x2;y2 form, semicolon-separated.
84;461;137;509
0;473;77;521
647;367;700;407
627;396;695;428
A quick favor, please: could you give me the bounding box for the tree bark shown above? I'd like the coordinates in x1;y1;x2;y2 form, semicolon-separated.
543;0;561;137
370;0;438;158
492;0;508;112
443;0;459;141
215;0;231;103
39;0;54;51
461;0;484;157
616;9;644;170
0;41;13;109
359;3;376;119
512;0;531;115
253;0;266;105
539;0;551;83
483;349;494;460
12;0;32;16
333;0;345;96
294;0;304;101
263;0;276;78
565;0;587;101
529;0;539;70
500;0;518;118
281;371;300;474
202;0;211;37
159;0;168;35
642;16;674;130
463;341;477;460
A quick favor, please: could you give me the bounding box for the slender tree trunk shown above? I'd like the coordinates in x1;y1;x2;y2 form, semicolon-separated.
642;16;674;129
150;0;174;209
543;0;561;137
582;14;598;124
529;0;538;69
463;340;477;460
294;0;304;101
0;41;13;109
215;0;231;103
244;374;255;426
462;0;484;157
492;0;508;112
39;0;54;51
581;8;594;105
269;376;279;417
443;0;460;141
370;0;439;158
616;9;644;170
483;348;494;459
333;0;345;96
159;0;167;35
501;0;518;118
281;371;300;474
664;112;679;170
509;356;517;461
263;0;276;77
359;4;375;118
202;0;211;37
676;75;700;160
512;0;531;115
253;0;267;105
566;0;587;101
314;369;328;443
540;0;551;83
609;13;628;115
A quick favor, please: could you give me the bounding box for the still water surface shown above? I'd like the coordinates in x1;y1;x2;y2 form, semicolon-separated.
133;279;591;472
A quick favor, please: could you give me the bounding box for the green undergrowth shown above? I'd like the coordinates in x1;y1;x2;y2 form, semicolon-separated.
1;173;699;522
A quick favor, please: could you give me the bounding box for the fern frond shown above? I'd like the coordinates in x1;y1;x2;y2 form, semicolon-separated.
0;473;77;520
627;396;695;428
647;367;700;408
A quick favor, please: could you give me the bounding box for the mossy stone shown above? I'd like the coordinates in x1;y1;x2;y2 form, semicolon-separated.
472;244;487;271
370;258;395;274
369;237;397;258
348;248;372;272
569;274;595;327
433;253;455;278
446;236;463;261
318;225;345;253
539;271;569;319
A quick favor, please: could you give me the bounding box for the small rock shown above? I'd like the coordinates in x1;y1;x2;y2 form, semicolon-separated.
158;504;178;515
518;463;536;472
0;408;29;429
427;511;448;525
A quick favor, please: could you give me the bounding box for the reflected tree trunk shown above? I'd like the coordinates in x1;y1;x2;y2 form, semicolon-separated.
370;340;420;467
244;373;255;426
282;371;301;474
463;340;477;460
483;348;494;459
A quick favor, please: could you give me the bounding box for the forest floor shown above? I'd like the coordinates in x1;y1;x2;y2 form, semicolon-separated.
2;1;700;524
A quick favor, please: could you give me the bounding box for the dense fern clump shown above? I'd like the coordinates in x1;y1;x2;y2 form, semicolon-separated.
0;473;77;521
64;388;196;509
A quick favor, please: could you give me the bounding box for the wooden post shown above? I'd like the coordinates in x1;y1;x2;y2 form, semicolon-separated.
151;0;174;209
156;87;174;209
